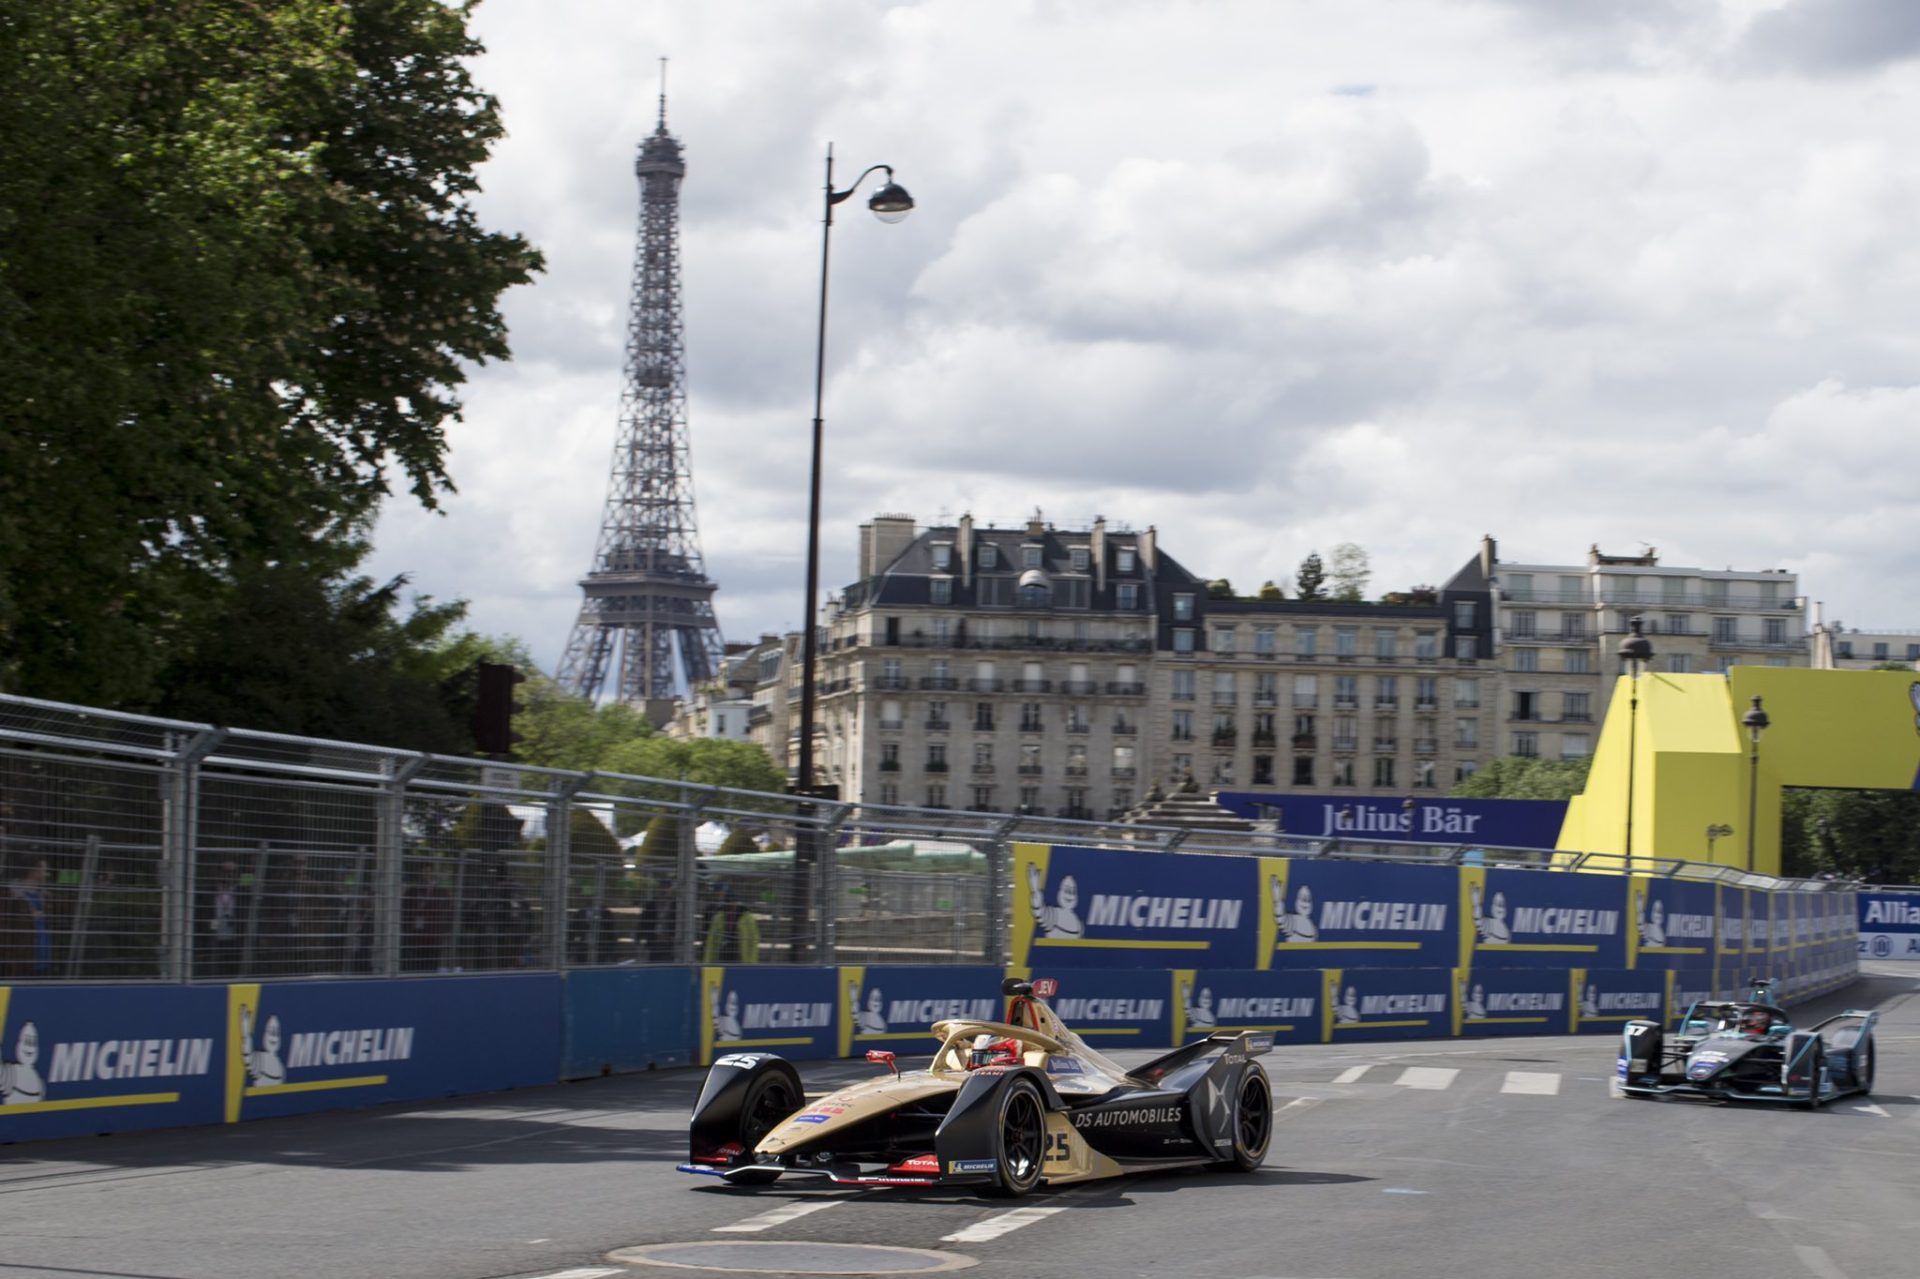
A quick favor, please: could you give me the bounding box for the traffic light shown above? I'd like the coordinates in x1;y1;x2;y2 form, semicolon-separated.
473;662;525;757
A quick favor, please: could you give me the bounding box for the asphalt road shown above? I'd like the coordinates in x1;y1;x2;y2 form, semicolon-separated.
5;966;1918;1279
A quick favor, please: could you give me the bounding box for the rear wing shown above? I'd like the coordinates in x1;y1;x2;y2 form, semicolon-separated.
1208;1030;1273;1057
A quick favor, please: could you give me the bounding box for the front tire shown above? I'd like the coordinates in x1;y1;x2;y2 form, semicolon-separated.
1795;1042;1827;1111
1217;1067;1273;1172
729;1071;800;1184
1854;1034;1875;1096
986;1077;1047;1198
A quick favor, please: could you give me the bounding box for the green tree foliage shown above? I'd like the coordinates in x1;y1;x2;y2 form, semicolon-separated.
1328;543;1371;602
0;0;541;707
1257;580;1285;601
1781;788;1920;883
716;827;761;855
1295;553;1327;601
1450;755;1593;801
1206;579;1235;599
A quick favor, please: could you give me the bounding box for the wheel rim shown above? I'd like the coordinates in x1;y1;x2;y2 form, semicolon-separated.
745;1081;795;1147
1002;1090;1045;1184
1236;1074;1272;1157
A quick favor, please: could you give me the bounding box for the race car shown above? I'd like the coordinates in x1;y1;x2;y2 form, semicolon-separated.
676;977;1274;1197
1616;979;1877;1107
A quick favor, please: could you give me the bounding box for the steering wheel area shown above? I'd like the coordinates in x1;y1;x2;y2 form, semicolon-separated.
929;1019;1068;1073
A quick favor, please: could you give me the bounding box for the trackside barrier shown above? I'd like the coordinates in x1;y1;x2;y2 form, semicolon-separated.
1858;889;1920;961
562;968;697;1078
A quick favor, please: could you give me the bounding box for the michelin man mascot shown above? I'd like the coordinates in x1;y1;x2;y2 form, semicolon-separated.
0;1022;46;1105
1473;885;1512;944
1278;882;1318;942
251;1014;287;1087
1028;865;1083;939
1333;985;1362;1025
855;986;888;1035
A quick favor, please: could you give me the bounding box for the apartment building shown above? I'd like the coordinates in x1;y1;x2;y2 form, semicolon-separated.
1811;622;1920;670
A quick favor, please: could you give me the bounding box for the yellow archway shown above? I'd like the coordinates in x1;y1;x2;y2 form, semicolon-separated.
1558;667;1920;875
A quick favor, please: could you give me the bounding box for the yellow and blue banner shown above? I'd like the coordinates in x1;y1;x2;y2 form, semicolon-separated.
1460;867;1628;970
1171;967;1321;1045
1012;842;1258;969
700;965;839;1066
1451;966;1571;1037
1321;966;1452;1041
1258;857;1455;970
837;965;1002;1057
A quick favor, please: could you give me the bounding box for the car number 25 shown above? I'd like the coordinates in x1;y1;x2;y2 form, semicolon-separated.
1044;1131;1072;1165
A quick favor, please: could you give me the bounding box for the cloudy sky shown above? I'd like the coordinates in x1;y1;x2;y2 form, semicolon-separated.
366;0;1920;675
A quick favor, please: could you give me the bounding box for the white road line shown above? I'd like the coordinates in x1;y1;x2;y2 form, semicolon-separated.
713;1198;848;1233
941;1205;1068;1243
1796;1244;1851;1279
521;1270;624;1279
1501;1071;1562;1096
1277;1097;1323;1120
1332;1065;1373;1084
1394;1067;1459;1090
1852;1103;1892;1118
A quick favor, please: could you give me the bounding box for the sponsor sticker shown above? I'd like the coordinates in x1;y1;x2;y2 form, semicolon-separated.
714;1054;766;1069
949;1158;999;1174
792;1113;831;1124
1046;1056;1085;1075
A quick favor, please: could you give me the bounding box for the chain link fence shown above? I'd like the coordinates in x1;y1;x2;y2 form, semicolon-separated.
0;693;1850;983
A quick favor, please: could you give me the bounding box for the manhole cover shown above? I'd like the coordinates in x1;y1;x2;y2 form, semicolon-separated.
608;1241;976;1274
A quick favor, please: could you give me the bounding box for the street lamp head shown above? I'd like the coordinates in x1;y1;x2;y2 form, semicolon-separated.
867;179;914;223
1741;693;1770;740
1617;614;1654;665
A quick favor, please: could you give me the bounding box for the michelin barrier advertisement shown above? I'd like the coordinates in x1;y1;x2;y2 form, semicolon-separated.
1858;890;1920;961
700;965;840;1067
1014;842;1259;970
1173;968;1322;1045
839;965;1003;1057
1259;857;1456;970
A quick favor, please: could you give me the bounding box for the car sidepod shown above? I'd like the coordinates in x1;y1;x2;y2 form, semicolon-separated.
1817;1011;1878;1097
681;1052;804;1177
1782;1032;1826;1108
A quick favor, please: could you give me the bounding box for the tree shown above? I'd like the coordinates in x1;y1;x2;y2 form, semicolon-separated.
1295;553;1326;601
1257;580;1284;601
0;0;541;707
1206;579;1236;600
1781;787;1920;883
1451;755;1593;801
1328;543;1371;602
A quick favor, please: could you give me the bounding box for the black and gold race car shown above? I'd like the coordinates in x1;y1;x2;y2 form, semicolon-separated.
1616;979;1878;1108
677;978;1274;1197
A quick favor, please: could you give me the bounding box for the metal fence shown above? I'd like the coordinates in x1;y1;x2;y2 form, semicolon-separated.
0;693;1852;983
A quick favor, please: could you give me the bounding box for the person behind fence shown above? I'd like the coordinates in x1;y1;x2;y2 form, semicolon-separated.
1;854;54;978
702;887;761;964
197;859;245;977
402;861;452;971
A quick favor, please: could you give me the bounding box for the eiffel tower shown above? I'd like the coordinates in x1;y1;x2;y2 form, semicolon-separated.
557;80;724;709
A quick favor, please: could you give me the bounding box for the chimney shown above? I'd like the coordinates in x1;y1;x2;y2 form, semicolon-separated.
1090;516;1107;592
1026;508;1047;539
860;514;917;578
958;512;974;589
1139;525;1157;572
1479;534;1497;581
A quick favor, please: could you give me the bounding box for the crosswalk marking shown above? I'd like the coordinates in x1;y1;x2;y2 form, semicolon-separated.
713;1198;847;1233
942;1206;1067;1243
1332;1065;1373;1084
1501;1071;1561;1096
1394;1067;1459;1090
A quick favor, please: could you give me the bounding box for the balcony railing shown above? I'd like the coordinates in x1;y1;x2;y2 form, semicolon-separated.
1019;720;1045;734
1107;682;1146;695
1414;738;1438;753
1112;723;1138;736
918;676;958;690
924;718;950;731
1373;699;1399;711
1252;732;1277;748
1170;729;1194;742
1017;764;1044;776
1332;736;1358;751
1454;739;1480;751
971;762;996;775
1253;693;1278;707
1293;695;1319;709
1061;680;1098;695
878;759;901;772
1065;723;1090;734
1333;697;1358;710
1111;767;1138;779
1014;679;1052;693
968;677;1005;692
925;760;949;773
1372;738;1398;752
877;718;903;730
1292;733;1316;749
1212;730;1237;746
873;676;910;690
1065;765;1088;777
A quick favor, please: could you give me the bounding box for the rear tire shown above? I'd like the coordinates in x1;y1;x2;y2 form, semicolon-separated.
1795;1042;1827;1111
1217;1067;1273;1172
985;1077;1047;1198
729;1071;799;1184
1854;1034;1875;1096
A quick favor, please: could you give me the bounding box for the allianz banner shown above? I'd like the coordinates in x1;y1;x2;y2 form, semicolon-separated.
1214;792;1567;848
1459;868;1627;970
1321;966;1452;1042
1451;965;1571;1037
1259;857;1456;970
1858;890;1920;961
1625;877;1716;971
225;976;560;1123
0;984;225;1142
1013;842;1257;969
1172;968;1322;1046
838;965;1003;1057
701;965;839;1066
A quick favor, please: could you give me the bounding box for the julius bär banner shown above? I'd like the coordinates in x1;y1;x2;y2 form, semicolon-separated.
1858;890;1920;961
1013;842;1258;969
1214;792;1568;848
701;966;839;1066
1259;856;1456;970
1171;968;1322;1045
838;965;1003;1057
1460;867;1628;970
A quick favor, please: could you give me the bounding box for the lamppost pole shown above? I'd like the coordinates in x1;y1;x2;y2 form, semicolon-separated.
1742;694;1770;874
1617;616;1654;867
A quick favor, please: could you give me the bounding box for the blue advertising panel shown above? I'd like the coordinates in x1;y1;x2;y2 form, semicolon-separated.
700;966;839;1066
1172;968;1322;1046
1451;965;1571;1037
1015;966;1173;1049
1257;857;1457;971
563;967;696;1079
1215;792;1567;849
1459;868;1628;970
1714;885;1753;995
1571;968;1673;1035
0;984;225;1142
1858;890;1920;961
225;976;560;1123
1321;966;1452;1043
1626;877;1716;971
1012;842;1257;970
1671;970;1717;1020
838;965;1003;1057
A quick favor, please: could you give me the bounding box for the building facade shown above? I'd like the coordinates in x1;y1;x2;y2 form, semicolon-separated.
1811;622;1920;670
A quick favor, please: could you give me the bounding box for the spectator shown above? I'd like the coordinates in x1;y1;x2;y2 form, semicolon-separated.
196;859;245;977
1;855;54;977
402;862;453;971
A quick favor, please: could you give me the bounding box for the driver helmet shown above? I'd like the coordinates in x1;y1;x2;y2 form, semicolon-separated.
1744;1007;1772;1035
967;1033;1019;1069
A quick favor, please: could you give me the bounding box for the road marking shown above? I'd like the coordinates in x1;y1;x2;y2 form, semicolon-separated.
713;1198;847;1233
1394;1067;1458;1090
1501;1071;1561;1096
1332;1065;1373;1083
522;1270;623;1279
1277;1097;1323;1120
1852;1103;1891;1117
1796;1244;1850;1279
941;1205;1067;1243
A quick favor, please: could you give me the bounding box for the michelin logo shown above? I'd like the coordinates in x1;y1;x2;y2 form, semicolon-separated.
1029;866;1084;939
1053;998;1163;1022
1180;979;1216;1029
1276;882;1318;942
0;1023;46;1105
26;1025;216;1089
1471;884;1511;944
714;988;831;1040
239;1004;415;1075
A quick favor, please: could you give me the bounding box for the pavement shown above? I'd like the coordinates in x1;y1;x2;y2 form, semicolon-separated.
4;965;1918;1279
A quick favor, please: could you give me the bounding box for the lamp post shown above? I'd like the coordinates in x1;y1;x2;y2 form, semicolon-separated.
1741;694;1770;874
1616;616;1654;866
1705;823;1733;861
795;146;913;796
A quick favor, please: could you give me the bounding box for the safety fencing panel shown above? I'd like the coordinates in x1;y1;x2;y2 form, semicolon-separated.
1172;968;1322;1045
562;968;697;1079
1858;890;1920;961
1013;842;1259;970
698;966;841;1067
838;965;1003;1058
1260;857;1457;970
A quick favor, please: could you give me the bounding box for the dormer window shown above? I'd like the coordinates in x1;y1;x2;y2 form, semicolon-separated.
1070;547;1089;571
1022;545;1043;569
931;542;952;570
979;543;999;569
1116;547;1137;573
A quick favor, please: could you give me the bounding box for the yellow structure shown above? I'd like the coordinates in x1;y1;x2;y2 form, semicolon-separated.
1558;667;1920;875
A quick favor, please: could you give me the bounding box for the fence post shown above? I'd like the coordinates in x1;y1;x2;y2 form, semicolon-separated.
815;801;853;964
675;782;699;966
546;773;588;971
161;727;224;983
65;834;102;978
374;754;429;977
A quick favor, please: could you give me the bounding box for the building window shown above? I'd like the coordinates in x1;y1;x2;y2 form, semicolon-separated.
1454;636;1477;659
1020;703;1043;732
1336;627;1358;657
1116;583;1139;609
1415;630;1437;659
1066;703;1088;731
1116;547;1136;572
1513;647;1538;673
979;543;998;568
1172;710;1194;742
1513;691;1539;721
879;781;899;805
1507;573;1533;598
1173;629;1196;653
1562;734;1591;759
1296;628;1319;657
1414;760;1436;790
1510;611;1536;638
1020;742;1041;771
1172;670;1195;701
1454;600;1477;628
973;741;993;766
1455;760;1478;784
1065;786;1087;815
1713;616;1738;644
1374;675;1398;708
1112;786;1133;814
1253;755;1274;785
973;786;995;810
1211;757;1235;785
1661;613;1688;635
1213;672;1236;705
928;742;947;767
1373;757;1396;787
1564;692;1591;721
933;617;952;644
1456;718;1478;748
1294;674;1318;708
1667;654;1691;674
1333;716;1357;750
1513;731;1538;758
1565;648;1591;674
1255;672;1278;705
1022;545;1043;569
1018;785;1041;812
1415;676;1438;709
1070;546;1089;571
931;543;952;570
1766;656;1791;667
1171;752;1191;779
1172;593;1196;621
1562;613;1588;639
1292;756;1314;785
974;703;994;731
1764;618;1787;645
1213;626;1235;653
1334;675;1358;708
1375;629;1396;659
930;577;953;605
1331;758;1354;787
1255;626;1276;655
926;783;947;807
1454;678;1480;708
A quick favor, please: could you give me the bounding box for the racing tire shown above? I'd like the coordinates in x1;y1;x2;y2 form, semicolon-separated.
1854;1034;1875;1096
1216;1066;1273;1172
1794;1041;1827;1111
728;1071;800;1184
984;1076;1048;1198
